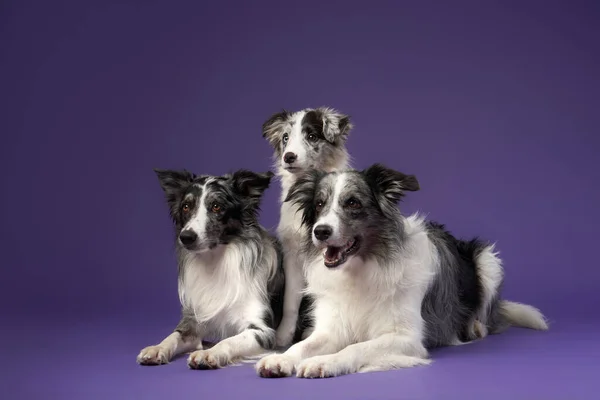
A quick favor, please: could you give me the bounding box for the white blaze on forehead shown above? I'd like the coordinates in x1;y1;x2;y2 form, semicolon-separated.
184;179;214;239
312;173;347;245
283;111;307;164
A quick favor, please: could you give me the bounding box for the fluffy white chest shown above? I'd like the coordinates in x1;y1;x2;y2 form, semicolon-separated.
178;249;262;338
306;258;398;341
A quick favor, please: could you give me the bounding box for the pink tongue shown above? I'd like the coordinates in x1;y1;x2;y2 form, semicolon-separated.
325;246;342;262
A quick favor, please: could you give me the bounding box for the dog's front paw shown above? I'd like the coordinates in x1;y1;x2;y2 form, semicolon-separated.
255;354;296;378
187;349;229;370
296;355;344;379
137;345;170;365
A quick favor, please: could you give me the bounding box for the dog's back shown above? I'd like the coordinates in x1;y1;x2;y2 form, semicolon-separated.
421;222;487;347
422;221;547;348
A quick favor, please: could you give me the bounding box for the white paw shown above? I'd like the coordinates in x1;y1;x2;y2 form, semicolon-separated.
187;349;229;370
473;320;488;339
255;354;296;378
137;345;170;365
296;355;344;379
275;322;295;348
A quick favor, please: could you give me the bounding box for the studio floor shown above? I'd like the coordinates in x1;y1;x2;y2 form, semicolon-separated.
5;313;596;400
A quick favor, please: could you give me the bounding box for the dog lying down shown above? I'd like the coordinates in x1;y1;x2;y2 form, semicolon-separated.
137;168;287;369
256;164;548;379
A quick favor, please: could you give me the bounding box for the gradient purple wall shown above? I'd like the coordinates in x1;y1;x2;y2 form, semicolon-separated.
1;0;599;326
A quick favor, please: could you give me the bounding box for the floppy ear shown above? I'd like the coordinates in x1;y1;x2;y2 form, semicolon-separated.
284;169;325;228
231;170;274;199
363;163;420;204
154;169;196;222
262;110;292;148
316;107;353;144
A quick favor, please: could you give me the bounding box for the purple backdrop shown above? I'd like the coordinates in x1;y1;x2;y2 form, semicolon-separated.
2;1;598;399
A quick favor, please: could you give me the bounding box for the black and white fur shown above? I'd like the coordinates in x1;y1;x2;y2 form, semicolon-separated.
262;107;353;347
256;164;548;378
137;169;285;369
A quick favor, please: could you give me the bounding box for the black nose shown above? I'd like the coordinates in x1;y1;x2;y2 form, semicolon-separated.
179;230;198;246
313;225;332;241
283;152;297;164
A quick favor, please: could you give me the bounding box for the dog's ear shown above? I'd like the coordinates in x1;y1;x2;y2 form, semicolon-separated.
154;169;196;221
285;169;324;227
363;163;419;205
231;170;274;199
154;169;195;194
262;110;291;148
316;107;353;144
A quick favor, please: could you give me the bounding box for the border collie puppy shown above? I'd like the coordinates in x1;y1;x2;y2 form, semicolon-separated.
262;107;353;347
137;168;284;369
256;164;548;378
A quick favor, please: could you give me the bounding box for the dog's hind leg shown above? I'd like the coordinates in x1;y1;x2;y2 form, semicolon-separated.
474;244;504;335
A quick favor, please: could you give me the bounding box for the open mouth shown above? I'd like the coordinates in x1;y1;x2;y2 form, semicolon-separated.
323;237;360;268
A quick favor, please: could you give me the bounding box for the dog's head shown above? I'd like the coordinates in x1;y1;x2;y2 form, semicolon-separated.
154;168;273;253
285;164;419;268
262;107;353;174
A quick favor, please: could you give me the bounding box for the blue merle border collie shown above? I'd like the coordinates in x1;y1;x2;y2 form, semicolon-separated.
256;164;548;378
137;168;284;369
261;107;353;347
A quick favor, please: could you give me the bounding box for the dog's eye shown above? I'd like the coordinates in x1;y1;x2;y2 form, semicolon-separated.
211;203;221;213
282;133;289;144
307;133;318;142
182;203;191;213
315;200;324;212
345;198;362;209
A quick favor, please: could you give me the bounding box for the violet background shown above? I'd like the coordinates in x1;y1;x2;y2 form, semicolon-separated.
1;1;598;399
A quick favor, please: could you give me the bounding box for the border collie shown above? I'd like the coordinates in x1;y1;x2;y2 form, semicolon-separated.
256;164;548;378
262;107;353;347
137;168;284;369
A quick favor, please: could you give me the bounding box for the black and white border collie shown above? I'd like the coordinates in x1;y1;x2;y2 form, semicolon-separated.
256;164;548;378
137;169;284;369
262;107;353;347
